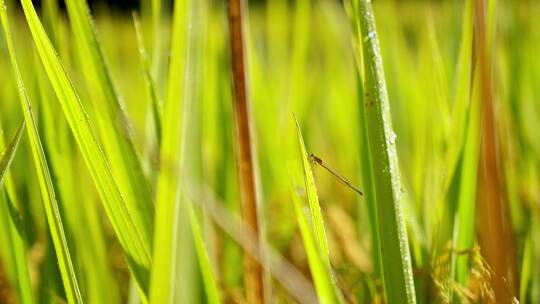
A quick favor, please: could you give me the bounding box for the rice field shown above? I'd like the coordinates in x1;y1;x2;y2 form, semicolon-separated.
0;0;539;303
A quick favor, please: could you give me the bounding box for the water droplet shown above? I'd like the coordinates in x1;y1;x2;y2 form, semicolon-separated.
363;31;376;43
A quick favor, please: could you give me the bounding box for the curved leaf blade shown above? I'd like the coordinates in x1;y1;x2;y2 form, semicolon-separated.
0;122;24;187
63;0;155;242
292;115;344;303
18;0;152;294
0;120;34;304
293;114;330;259
1;3;83;302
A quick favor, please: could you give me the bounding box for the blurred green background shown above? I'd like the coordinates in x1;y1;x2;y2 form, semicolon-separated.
0;0;539;303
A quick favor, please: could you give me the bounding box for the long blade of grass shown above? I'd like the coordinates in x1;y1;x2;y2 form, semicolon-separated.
452;71;480;288
356;73;383;280
63;0;155;260
34;37;122;304
288;168;341;303
292;193;339;303
292;116;345;303
423;12;452;255
352;0;416;303
0;121;33;304
346;2;383;283
17;0;152;294
293;114;330;260
149;0;192;301
444;0;474;192
0;3;83;302
188;204;221;304
449;0;479;292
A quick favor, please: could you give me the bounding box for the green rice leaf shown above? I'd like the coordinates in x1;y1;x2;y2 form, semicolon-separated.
149;0;192;301
452;68;481;287
18;0;152;295
1;3;83;302
353;0;416;302
444;0;474;192
447;0;477;290
63;0;155;266
292;115;344;303
188;204;221;304
0;120;34;304
350;40;382;280
289;173;341;304
34;34;123;304
293;114;330;259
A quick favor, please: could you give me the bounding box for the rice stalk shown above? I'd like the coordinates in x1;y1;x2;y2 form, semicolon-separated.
227;0;265;302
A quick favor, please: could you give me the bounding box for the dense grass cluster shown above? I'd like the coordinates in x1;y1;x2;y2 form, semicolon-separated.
0;0;539;303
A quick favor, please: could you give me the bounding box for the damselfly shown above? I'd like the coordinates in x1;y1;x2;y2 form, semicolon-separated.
310;154;363;196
